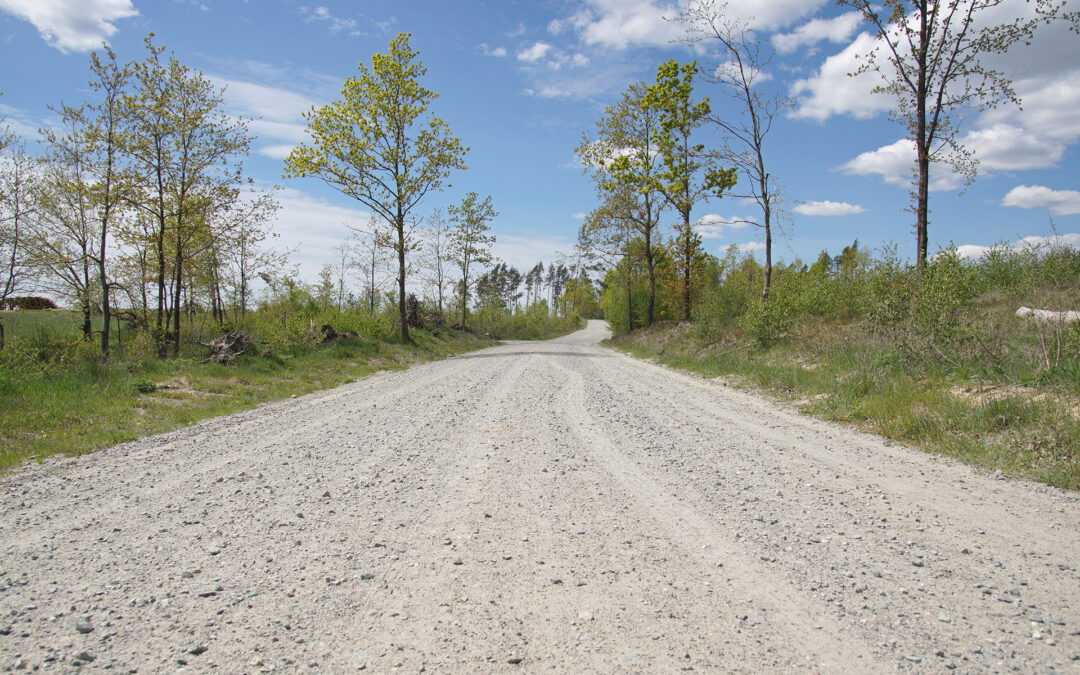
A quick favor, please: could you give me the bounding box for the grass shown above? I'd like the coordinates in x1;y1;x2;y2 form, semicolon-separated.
607;321;1080;491
0;327;494;472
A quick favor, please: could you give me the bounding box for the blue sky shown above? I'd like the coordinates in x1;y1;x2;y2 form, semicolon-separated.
1;0;1078;282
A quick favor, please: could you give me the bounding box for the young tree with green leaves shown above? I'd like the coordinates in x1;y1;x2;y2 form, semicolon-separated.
284;32;467;342
86;46;131;356
447;191;496;329
577;81;665;326
676;1;790;300
126;35;252;356
838;0;1065;269
579;189;640;332
646;59;736;320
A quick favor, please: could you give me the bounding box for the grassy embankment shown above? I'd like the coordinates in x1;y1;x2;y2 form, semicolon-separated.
0;309;582;472
607;320;1079;490
601;244;1080;491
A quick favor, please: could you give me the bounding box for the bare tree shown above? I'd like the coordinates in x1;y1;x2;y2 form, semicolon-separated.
676;0;789;299
420;207;452;319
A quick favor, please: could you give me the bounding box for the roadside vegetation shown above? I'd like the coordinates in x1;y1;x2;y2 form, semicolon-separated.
0;32;592;470
602;240;1080;490
0;281;582;471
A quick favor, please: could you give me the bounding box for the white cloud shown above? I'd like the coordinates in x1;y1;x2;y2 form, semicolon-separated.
793;200;867;216
956;244;992;260
572;212;587;219
0;0;137;53
507;22;527;38
212;77;318;161
478;43;507;58
790;31;889;121
554;0;827;50
517;41;553;62
1002;185;1080;216
837;138;964;191
963;123;1066;171
773;11;861;54
299;5;359;34
738;241;766;253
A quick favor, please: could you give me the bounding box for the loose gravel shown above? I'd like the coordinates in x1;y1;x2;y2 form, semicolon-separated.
1;320;1078;672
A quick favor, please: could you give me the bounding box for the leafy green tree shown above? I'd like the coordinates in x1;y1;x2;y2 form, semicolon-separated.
447;191;496;328
646;59;736;320
284;33;467;341
127;35;252;356
577;82;665;325
86;46;132;356
838;0;1064;269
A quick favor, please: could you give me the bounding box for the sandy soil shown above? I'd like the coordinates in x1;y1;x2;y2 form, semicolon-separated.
2;320;1078;673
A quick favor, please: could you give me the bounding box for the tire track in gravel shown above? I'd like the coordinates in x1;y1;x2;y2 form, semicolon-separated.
2;320;1079;673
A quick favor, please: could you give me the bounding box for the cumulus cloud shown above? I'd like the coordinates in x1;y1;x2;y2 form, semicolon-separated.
1002;185;1080;216
0;0;137;52
738;241;766;253
793;200;867;216
773;11;861;54
837;139;964;191
517;41;553;62
551;0;827;49
790;31;890;121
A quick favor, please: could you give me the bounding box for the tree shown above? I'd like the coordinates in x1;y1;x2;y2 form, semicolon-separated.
284;32;467;341
420;207;452;318
646;59;736;320
838;0;1064;269
447;191;496;329
0;141;41;347
676;1;789;299
86;45;131;356
127;35;252;356
577;81;665;326
580;191;639;331
37;103;99;338
355;214;393;314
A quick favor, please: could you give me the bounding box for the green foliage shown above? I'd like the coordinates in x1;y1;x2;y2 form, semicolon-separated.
868;246;978;363
283;32;467;341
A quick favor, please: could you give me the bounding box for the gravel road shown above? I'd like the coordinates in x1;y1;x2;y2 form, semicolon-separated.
2;320;1079;673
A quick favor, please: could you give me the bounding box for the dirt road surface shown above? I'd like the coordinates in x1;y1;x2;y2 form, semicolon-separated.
2;320;1079;673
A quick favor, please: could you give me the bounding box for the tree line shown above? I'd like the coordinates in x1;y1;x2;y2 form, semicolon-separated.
577;0;1075;335
0;36;280;356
